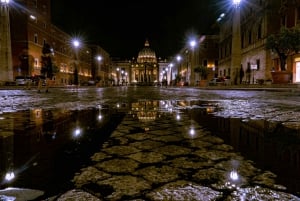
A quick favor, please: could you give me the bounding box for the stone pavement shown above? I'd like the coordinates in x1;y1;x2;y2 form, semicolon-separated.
43;108;299;201
1;85;300;201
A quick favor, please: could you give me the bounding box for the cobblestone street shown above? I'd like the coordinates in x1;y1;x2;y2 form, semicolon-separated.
0;86;300;200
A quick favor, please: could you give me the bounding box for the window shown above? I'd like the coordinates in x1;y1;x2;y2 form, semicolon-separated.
32;0;37;8
281;15;287;27
34;58;39;68
296;7;300;24
248;30;252;44
241;32;244;48
34;34;38;44
257;23;262;39
256;59;260;70
214;60;218;67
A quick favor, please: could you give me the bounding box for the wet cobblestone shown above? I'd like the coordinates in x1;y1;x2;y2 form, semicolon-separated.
1;86;300;200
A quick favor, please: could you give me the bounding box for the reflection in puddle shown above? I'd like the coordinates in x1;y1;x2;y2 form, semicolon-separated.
0;107;126;197
189;107;300;196
0;100;299;200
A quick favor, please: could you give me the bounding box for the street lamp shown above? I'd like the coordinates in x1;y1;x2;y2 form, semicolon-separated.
0;0;13;82
72;39;80;86
125;72;128;85
121;69;124;85
189;39;196;86
116;67;120;86
97;55;102;85
230;0;242;85
165;67;169;86
169;63;173;86
176;55;182;85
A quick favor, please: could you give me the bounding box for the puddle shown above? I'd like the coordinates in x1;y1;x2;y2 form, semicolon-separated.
0;106;126;198
0;100;299;200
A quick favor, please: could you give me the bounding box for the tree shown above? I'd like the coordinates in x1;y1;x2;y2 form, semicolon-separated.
175;74;182;83
194;65;208;80
266;26;300;71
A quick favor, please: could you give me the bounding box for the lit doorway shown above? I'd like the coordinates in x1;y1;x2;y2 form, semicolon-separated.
296;61;300;82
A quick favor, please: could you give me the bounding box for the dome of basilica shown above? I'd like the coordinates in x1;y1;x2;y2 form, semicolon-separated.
137;40;157;63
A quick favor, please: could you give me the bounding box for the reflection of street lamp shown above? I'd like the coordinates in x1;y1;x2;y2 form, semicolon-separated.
72;39;80;85
189;39;196;86
231;0;242;85
0;0;13;82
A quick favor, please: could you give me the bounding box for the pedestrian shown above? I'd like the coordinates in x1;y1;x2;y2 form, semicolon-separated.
38;43;53;93
246;66;251;84
37;76;44;93
239;66;244;84
25;78;31;90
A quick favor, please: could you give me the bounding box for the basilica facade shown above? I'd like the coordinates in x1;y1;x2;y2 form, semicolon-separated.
111;40;169;86
131;40;159;85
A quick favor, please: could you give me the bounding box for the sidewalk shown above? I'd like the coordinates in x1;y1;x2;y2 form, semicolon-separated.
1;83;300;92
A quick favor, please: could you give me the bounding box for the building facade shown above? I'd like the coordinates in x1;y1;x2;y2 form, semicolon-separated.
218;0;300;84
175;35;219;86
1;0;110;86
112;40;168;86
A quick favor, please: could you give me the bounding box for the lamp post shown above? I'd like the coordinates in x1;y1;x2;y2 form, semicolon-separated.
0;0;13;83
230;0;242;85
97;55;102;85
116;67;120;86
176;55;182;73
162;68;166;86
121;69;125;85
176;55;182;85
72;39;80;86
169;63;173;86
189;39;196;86
165;67;168;87
125;72;128;85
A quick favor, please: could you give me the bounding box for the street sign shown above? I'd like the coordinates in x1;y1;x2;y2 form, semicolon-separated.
251;64;257;70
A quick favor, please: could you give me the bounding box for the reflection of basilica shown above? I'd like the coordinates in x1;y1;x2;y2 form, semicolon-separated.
131;100;159;122
129;100;183;122
131;40;158;85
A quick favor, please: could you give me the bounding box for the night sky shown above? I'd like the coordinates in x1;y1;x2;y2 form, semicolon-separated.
51;0;222;59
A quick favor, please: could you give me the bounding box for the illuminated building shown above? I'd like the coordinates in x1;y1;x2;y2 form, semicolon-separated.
218;0;300;84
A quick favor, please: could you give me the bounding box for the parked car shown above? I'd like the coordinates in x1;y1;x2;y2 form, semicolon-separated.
87;80;96;86
15;76;32;86
208;78;224;86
